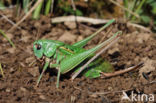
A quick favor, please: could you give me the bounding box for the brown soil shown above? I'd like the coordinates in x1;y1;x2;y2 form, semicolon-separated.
0;10;155;103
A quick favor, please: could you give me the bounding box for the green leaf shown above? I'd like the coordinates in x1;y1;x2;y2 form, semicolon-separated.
83;58;114;78
23;0;30;13
138;9;143;14
141;15;151;24
152;7;156;14
32;1;43;19
149;1;156;7
0;29;16;48
75;10;83;16
146;0;154;4
154;21;156;25
84;69;101;78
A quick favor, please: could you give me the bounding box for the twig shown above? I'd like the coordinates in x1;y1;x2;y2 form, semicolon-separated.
0;63;5;78
27;0;34;9
127;22;151;33
51;0;54;14
52;15;151;32
71;32;121;80
73;86;82;91
29;60;36;67
149;81;156;84
71;0;76;11
8;0;43;32
0;13;21;30
80;23;106;36
101;62;144;78
99;26;113;44
52;15;110;24
90;89;132;96
109;0;140;19
70;0;79;29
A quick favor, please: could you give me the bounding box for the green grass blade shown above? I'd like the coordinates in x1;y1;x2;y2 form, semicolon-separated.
23;0;30;13
72;19;115;48
32;0;43;19
131;0;146;21
45;0;52;15
0;63;5;78
0;1;5;10
123;0;129;18
0;29;16;48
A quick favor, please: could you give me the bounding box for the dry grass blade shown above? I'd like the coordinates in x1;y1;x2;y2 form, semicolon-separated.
0;63;5;78
90;89;132;96
52;16;110;24
8;0;43;32
52;16;150;32
0;13;21;30
109;0;140;19
51;0;54;14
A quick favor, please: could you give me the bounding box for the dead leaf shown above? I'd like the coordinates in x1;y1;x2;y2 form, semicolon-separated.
27;66;39;77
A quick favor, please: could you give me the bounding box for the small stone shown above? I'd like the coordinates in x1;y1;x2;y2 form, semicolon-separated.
25;57;35;64
34;22;40;28
26;45;33;55
39;95;46;100
58;31;77;43
108;47;119;55
71;95;76;103
21;30;28;35
6;88;11;92
64;21;76;29
6;47;16;54
20;87;27;92
9;68;15;73
77;36;83;42
28;67;39;77
108;86;113;91
137;33;150;44
21;35;31;42
139;58;156;78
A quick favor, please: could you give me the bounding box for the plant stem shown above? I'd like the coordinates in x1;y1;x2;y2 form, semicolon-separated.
110;0;140;19
45;0;52;15
9;0;43;31
131;0;146;21
123;0;128;18
32;0;43;19
0;63;4;78
23;0;30;13
0;29;15;48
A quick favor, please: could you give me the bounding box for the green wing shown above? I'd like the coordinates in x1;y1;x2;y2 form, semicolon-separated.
60;31;120;74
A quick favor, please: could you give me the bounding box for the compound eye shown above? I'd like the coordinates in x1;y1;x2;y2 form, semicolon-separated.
35;44;41;50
